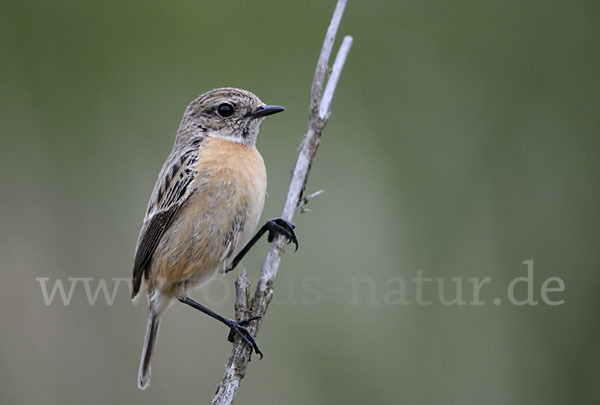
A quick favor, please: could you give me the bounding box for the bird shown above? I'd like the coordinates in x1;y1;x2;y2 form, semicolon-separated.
131;87;298;390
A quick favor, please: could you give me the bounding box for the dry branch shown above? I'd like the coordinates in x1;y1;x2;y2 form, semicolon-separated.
212;1;352;403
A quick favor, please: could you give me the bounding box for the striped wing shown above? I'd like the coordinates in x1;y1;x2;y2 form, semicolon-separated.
131;147;199;298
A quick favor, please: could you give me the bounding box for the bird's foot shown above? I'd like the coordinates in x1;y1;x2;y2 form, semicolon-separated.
226;315;263;359
265;218;298;251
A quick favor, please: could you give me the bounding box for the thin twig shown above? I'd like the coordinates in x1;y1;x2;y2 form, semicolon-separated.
320;36;353;119
310;0;348;121
212;1;352;403
298;189;325;213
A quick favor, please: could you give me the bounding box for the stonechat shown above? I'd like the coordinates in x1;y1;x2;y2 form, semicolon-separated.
131;88;298;389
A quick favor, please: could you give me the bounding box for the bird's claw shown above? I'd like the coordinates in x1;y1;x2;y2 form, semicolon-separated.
266;218;299;252
227;316;263;359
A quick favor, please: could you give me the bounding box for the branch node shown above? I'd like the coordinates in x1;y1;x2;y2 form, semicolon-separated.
298;189;325;213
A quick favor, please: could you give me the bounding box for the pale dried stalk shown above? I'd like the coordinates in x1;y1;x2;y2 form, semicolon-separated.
212;1;352;403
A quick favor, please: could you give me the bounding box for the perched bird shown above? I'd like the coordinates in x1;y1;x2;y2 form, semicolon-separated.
131;88;298;389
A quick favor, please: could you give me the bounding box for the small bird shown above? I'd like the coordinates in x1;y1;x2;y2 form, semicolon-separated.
131;87;298;390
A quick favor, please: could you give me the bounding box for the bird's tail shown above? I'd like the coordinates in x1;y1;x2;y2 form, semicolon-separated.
138;311;161;390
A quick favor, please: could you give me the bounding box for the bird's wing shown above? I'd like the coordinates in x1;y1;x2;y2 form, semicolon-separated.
131;147;200;298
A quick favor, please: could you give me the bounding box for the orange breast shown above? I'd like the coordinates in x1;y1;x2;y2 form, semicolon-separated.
149;138;267;297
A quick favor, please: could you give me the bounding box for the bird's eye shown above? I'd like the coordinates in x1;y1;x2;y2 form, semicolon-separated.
216;103;235;117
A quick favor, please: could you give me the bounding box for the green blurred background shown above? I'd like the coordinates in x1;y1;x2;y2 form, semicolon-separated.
1;0;599;404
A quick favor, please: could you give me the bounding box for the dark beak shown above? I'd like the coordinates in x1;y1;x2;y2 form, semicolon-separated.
251;105;285;118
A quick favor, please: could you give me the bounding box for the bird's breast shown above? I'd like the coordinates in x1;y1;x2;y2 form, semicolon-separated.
192;138;268;260
151;138;267;293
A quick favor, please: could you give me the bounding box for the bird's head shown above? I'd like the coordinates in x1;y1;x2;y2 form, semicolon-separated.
176;87;285;147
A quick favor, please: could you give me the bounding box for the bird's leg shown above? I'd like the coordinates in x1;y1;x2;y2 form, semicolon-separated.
178;296;263;358
226;218;298;273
